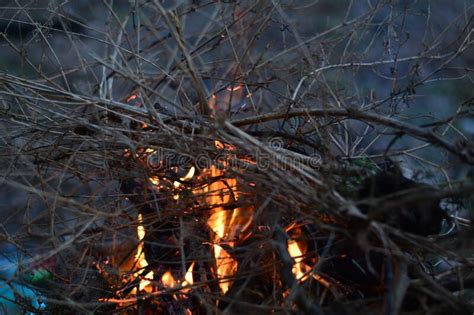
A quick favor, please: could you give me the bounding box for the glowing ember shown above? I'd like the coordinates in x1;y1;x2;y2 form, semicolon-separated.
226;85;243;92
149;176;160;186
126;94;138;102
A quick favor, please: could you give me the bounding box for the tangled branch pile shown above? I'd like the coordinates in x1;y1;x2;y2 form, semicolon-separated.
0;1;473;314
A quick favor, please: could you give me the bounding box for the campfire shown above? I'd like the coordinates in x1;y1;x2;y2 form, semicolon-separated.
1;2;473;314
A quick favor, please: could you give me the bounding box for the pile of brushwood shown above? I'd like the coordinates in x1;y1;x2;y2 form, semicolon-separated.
0;1;473;314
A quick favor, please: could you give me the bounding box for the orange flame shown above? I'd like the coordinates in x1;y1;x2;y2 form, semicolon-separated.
161;271;177;288
197;165;240;293
194;141;253;293
134;213;154;293
160;261;194;293
287;240;309;281
287;238;331;288
182;262;195;289
212;244;237;294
